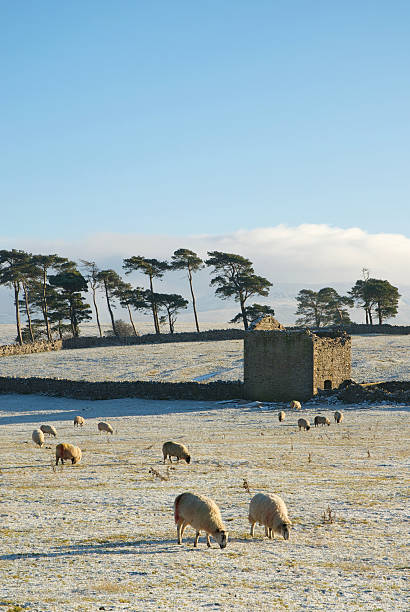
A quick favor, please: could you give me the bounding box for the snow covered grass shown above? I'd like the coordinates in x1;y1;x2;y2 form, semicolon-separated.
0;335;409;383
0;395;408;611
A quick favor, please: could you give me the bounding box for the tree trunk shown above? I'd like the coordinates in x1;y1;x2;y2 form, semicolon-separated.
14;282;23;345
377;302;383;325
41;269;52;342
188;266;200;332
22;282;34;342
126;303;138;336
365;308;369;325
368;308;373;325
104;281;117;336
92;288;102;337
239;294;248;330
70;296;79;337
167;308;174;333
149;275;160;334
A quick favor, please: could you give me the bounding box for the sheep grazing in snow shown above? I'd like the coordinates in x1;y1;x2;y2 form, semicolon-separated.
334;411;344;424
290;400;301;410
298;418;311;431
278;411;286;422
248;492;291;541
98;421;114;434
314;415;330;427
55;443;82;465
40;424;57;438
174;492;228;549
74;415;85;427
32;429;45;447
162;441;191;464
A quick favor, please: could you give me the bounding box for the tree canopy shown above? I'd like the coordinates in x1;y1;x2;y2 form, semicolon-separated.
205;251;272;330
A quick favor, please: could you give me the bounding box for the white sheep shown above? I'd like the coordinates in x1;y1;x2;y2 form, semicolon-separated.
278;411;285;422
32;429;45;447
314;415;330;427
98;421;113;434
74;415;85;427
334;411;344;424
174;492;228;549
40;424;57;438
298;418;311;431
248;492;291;540
290;400;301;410
162;441;191;464
55;443;82;465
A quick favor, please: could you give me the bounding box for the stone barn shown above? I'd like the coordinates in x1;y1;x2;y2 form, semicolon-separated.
244;329;351;402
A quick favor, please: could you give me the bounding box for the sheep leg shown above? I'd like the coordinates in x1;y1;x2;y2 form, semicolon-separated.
194;531;200;547
269;528;273;539
206;534;211;548
177;523;183;544
250;522;255;537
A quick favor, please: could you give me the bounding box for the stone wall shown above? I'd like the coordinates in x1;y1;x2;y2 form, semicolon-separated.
244;330;352;401
62;328;246;349
0;340;62;357
312;334;351;393
0;376;243;401
244;331;315;401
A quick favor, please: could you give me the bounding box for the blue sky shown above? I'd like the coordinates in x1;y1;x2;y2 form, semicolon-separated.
1;1;409;239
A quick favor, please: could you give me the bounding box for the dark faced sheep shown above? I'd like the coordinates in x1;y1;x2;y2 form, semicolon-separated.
298;418;311;431
162;441;191;464
174;492;228;549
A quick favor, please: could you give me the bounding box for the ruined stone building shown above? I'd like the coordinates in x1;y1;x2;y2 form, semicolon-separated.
244;329;351;402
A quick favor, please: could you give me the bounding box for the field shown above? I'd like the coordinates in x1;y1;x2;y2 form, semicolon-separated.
0;334;409;611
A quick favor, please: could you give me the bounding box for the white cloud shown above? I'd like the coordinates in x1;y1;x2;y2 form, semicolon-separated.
2;223;408;286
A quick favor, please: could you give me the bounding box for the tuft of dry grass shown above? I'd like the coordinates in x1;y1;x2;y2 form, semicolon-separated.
322;505;336;524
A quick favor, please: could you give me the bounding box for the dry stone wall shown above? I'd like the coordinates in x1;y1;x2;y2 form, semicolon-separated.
0;340;62;357
0;376;243;401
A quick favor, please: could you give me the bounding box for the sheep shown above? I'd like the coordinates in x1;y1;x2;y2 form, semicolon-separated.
334;411;344;424
40;424;57;438
98;421;113;434
278;411;285;422
298;418;311;431
74;415;85;428
32;429;45;447
290;400;301;410
314;415;330;427
174;492;228;549
162;441;191;464
55;443;82;465
248;492;291;540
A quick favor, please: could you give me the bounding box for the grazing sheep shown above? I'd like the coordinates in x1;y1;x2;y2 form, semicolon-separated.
40;424;57;438
298;418;311;431
278;411;285;422
74;415;85;427
314;415;330;427
55;443;82;465
334;411;344;424
290;400;301;410
174;492;228;549
32;429;45;447
98;421;113;434
162;441;191;464
249;492;291;540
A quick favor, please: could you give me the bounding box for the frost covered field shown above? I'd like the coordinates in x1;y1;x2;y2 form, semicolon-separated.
0;334;409;384
0;332;409;611
0;397;408;612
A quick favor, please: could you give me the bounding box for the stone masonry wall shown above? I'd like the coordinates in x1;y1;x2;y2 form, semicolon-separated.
0;376;243;401
312;335;351;393
0;340;62;357
244;331;314;401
